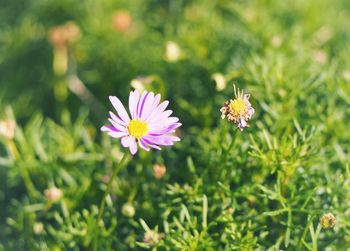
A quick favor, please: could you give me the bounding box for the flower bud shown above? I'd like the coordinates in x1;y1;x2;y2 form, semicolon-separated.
48;26;67;48
153;164;166;179
48;21;81;48
212;73;226;91
0;119;16;140
112;10;132;32
44;187;63;203
165;41;181;62
33;222;44;235
121;203;135;218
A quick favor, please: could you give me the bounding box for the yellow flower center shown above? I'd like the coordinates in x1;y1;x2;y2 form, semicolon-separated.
230;98;247;116
128;120;148;139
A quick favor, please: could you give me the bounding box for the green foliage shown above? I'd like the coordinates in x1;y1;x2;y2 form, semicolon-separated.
1;0;350;250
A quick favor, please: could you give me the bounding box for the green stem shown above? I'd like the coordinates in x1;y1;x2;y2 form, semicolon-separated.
20;163;39;199
298;215;314;250
312;223;322;251
93;152;129;250
221;132;237;164
97;152;129;222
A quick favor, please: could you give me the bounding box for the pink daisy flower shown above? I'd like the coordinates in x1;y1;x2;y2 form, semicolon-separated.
101;90;181;155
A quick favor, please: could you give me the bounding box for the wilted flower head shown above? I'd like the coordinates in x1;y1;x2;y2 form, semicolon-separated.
101;90;181;155
0;119;16;140
320;213;336;229
44;187;63;203
220;84;255;131
144;230;164;244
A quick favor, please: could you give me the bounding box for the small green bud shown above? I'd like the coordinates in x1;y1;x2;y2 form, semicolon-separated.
122;203;135;218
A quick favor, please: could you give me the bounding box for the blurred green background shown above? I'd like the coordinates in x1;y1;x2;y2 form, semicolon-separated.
1;0;350;250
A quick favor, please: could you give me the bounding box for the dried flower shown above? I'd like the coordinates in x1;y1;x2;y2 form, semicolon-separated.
44;187;63;203
101;90;181;155
153;164;166;179
220;84;255;131
112;10;132;32
0;119;16;140
144;230;164;244
320;213;336;229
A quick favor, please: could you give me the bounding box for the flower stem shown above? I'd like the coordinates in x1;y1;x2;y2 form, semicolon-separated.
311;223;322;251
221;132;237;164
93;152;129;250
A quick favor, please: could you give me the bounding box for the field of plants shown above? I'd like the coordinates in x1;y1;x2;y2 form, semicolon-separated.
1;0;350;250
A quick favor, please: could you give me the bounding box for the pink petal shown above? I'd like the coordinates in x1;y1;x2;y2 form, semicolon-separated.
149;123;181;135
146;100;169;123
150;110;173;121
101;125;117;132
138;91;151;118
142;138;162;150
129;90;140;119
108;118;127;132
121;136;132;147
135;91;147;119
149;117;179;131
109;112;126;126
248;107;255;117
108;131;128;138
152;94;161;109
109;96;130;124
161;135;180;144
144;135;180;146
140;92;155;120
138;140;150;151
129;137;138;155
